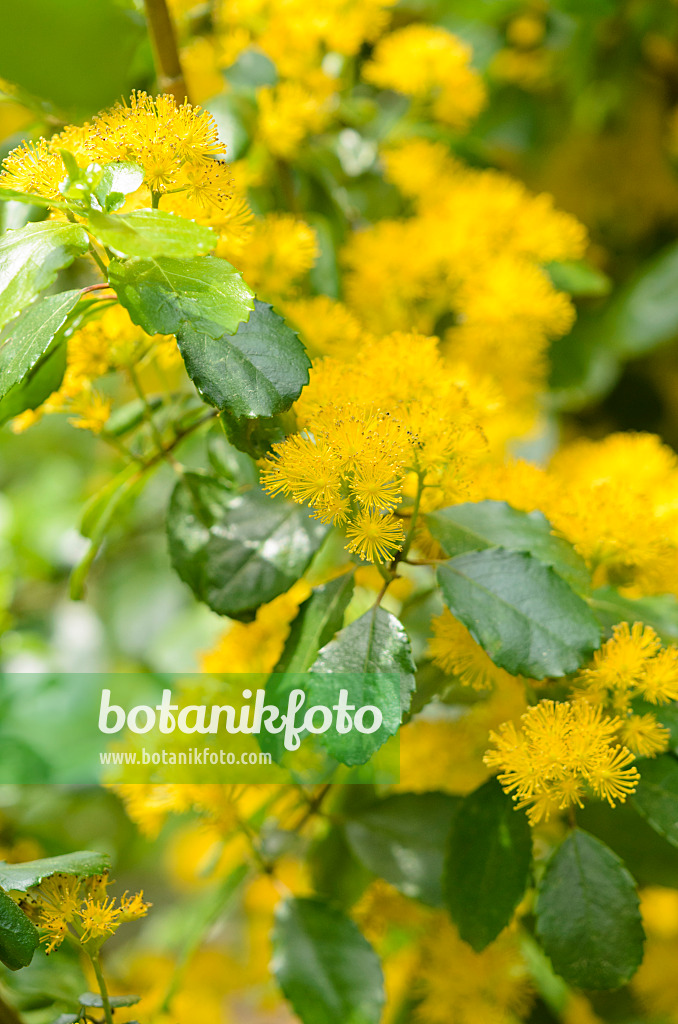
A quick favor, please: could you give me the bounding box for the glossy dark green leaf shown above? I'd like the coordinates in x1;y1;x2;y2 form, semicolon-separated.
0;851;111;893
307;607;416;765
346;792;459;906
272;897;384;1024
176;301;311;418
0;889;38;971
437;549;600;679
444;777;531;950
261;574;355;760
276;574;355;673
632;755;678;847
88;209;216;258
427;501;590;591
167;474;327;620
536;829;644;989
109;254;254;338
0;222;88;330
0;289;80;425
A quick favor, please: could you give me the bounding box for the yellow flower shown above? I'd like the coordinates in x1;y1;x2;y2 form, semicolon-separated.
345;509;405;563
257;77;335;159
363;25;486;130
485;699;640;824
231;213;319;299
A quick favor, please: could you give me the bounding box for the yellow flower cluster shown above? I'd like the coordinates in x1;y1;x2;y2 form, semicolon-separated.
363;25;486;129
18;872;149;954
484;699;641;824
261;332;489;562
342;139;586;417
479;432;678;594
1;91;232;208
574;621;677;756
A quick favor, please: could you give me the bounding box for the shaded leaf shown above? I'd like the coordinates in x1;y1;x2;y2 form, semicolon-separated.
0;889;39;971
167;473;327;620
444;777;531;950
536;829;644;989
632;755;678;847
79;993;139;1008
272;897;384;1024
427;500;590;591
346;792;459;906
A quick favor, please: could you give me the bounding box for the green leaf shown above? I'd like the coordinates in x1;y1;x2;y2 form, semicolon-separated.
88;209;216;258
546;260;611;297
176;301;311;418
590;586;678;643
444;777;531;950
437;549;601;679
261;574;355;761
0;221;89;330
0;851;111;892
276;574;355;674
0;289;81;425
535;829;644;989
167;474;328;620
309;825;372;909
272;897;384;1024
79;993;139;1008
426;501;590;591
0;889;39;971
53;1016;80;1024
109;254;254;338
346;792;459;906
92;162;144;212
307;607;416;765
601;240;678;357
0;187;67;209
632;755;678;847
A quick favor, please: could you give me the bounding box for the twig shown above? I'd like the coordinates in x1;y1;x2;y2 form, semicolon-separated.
144;0;191;103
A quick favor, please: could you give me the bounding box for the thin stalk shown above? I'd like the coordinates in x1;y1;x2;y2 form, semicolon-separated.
128;364;168;457
143;0;190;103
89;952;114;1024
88;244;108;278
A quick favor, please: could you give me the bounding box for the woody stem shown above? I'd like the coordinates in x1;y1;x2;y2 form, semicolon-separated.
143;0;190;104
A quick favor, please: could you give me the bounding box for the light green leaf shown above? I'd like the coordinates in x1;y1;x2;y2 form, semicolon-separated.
346;792;459;906
0;851;110;892
167;473;327;620
427;500;590;591
632;755;678;847
590;586;678;643
176;301;311;418
0;889;39;971
88;209;216;258
437;549;600;679
0;187;67;209
307;607;415;765
444;777;531;950
536;829;644;989
546;260;611;297
79;993;140;1008
109;254;254;338
272;897;384;1024
0;289;81;425
0;221;89;330
92;162;144;212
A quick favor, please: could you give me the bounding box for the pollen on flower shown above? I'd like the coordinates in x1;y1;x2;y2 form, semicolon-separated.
484;699;641;824
428;607;522;691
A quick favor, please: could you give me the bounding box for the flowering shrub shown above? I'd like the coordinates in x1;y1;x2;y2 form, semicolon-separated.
2;0;678;1023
